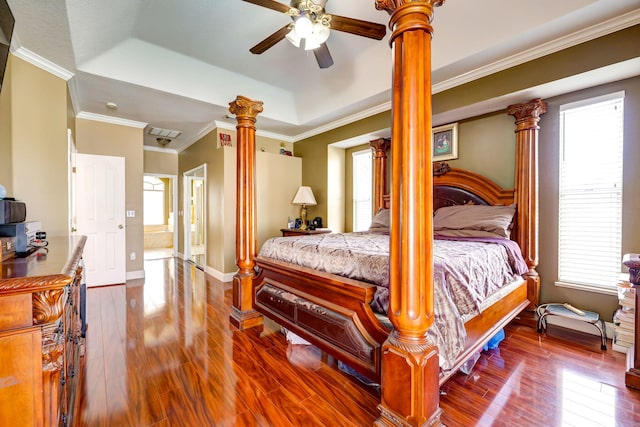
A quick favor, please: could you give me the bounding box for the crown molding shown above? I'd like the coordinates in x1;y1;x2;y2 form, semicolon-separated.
292;101;392;142
11;46;74;81
76;111;147;128
433;9;640;94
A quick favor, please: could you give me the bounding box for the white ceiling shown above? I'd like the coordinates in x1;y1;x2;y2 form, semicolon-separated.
7;0;640;151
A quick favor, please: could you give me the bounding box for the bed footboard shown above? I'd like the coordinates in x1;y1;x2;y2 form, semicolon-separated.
253;256;389;380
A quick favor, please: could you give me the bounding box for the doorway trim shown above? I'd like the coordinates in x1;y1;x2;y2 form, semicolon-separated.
183;164;207;269
143;173;178;258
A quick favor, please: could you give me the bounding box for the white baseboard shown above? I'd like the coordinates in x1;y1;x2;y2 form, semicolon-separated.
126;270;145;280
205;265;236;283
544;315;615;339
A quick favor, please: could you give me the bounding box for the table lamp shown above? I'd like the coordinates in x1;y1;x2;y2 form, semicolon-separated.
292;186;317;230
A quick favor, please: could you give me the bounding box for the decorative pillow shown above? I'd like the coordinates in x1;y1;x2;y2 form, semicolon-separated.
433;204;516;239
369;208;390;232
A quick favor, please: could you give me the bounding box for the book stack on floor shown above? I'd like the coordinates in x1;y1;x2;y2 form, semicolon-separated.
613;279;635;353
614;253;640;354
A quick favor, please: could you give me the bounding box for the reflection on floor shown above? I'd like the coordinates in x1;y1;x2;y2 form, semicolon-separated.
77;258;640;426
144;247;174;260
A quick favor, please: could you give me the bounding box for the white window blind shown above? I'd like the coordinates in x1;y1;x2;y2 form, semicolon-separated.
353;149;372;231
557;92;624;290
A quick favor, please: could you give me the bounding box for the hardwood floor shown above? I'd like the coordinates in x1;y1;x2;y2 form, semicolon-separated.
77;258;640;426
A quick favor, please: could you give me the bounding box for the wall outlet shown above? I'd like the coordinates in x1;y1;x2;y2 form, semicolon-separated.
130;252;136;260
126;210;135;218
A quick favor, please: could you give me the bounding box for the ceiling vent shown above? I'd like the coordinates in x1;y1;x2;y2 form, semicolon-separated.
148;127;182;139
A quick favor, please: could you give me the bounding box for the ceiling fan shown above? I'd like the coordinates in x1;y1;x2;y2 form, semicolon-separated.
242;0;387;69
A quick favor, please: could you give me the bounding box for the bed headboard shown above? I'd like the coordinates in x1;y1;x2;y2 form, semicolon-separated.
379;162;515;211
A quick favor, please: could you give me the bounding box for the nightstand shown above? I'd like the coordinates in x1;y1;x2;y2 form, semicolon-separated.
280;228;331;237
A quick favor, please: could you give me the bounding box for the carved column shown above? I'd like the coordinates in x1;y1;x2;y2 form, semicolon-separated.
33;288;66;427
375;1;444;426
229;95;264;330
507;98;547;310
370;138;390;213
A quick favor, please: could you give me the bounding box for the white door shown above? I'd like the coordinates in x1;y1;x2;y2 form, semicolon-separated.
74;154;126;287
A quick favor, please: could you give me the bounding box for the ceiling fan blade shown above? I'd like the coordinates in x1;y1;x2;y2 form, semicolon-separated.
241;0;291;14
313;43;334;69
250;24;291;54
330;15;386;40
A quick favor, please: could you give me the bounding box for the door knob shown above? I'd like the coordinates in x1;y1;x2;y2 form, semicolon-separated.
118;224;123;229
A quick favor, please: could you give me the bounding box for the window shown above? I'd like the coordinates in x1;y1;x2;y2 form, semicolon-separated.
557;92;624;292
144;176;165;225
352;149;372;231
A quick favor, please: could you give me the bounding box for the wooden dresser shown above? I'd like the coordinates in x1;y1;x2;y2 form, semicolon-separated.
0;235;86;427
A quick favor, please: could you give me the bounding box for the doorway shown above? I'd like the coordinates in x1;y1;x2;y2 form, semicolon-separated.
73;153;126;287
143;174;177;260
184;165;206;268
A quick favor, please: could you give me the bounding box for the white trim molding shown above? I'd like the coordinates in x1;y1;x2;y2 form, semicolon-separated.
77;111;148;129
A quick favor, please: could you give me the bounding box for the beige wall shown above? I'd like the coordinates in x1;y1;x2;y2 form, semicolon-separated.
144;149;178;175
0;54;12;193
178;127;301;276
295;111;391;222
75;118;145;274
1;55;69;236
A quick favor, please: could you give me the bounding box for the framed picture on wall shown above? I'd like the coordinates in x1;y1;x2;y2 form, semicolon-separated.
432;123;458;161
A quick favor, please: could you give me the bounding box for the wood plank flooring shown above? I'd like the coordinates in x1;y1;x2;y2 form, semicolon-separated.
76;258;640;426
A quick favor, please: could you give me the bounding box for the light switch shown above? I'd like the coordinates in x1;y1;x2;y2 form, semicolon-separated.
126;210;135;218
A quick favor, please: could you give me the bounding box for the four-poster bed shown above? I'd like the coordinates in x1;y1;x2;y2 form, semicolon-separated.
228;1;547;425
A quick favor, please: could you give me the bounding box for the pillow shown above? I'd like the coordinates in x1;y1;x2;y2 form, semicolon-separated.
433;204;515;239
369;208;390;232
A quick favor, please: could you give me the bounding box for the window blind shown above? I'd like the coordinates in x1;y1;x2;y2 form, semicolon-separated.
557;92;624;289
352;149;372;231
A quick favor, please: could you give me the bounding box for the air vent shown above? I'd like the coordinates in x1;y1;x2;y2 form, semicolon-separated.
148;127;181;138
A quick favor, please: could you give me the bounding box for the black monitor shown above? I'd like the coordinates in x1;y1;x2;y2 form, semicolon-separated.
0;0;14;95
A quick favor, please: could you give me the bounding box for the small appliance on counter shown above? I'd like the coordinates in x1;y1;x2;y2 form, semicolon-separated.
0;198;27;224
0;220;43;255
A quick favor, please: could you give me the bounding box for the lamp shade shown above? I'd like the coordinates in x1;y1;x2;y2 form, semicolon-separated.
292;186;317;206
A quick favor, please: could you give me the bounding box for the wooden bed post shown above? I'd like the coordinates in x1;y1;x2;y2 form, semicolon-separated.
229;95;264;330
507;98;547;310
375;1;444;426
370;138;390;214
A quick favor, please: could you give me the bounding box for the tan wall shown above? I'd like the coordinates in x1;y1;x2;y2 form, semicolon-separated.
75;118;145;274
144;149;178;175
295;111;391;222
179;128;301;275
0;54;12;194
7;55;69;236
446;113;516;189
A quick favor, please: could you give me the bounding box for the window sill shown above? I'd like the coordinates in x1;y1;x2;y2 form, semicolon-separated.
554;281;617;296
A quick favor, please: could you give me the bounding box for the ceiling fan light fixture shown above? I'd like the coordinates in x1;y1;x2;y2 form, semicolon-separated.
294;15;313;38
286;27;301;47
312;21;330;44
304;37;320;51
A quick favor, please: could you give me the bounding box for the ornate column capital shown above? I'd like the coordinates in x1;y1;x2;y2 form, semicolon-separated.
229;95;264;122
376;0;445;15
507;98;548;128
369;137;390;155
